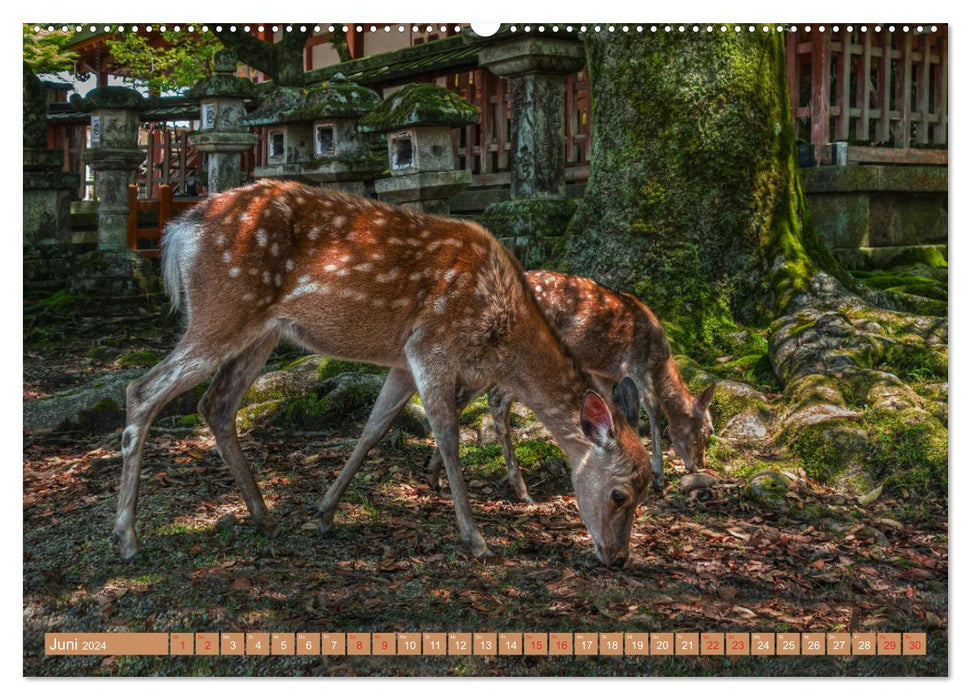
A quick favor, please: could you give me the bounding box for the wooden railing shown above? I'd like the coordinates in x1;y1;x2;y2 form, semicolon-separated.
127;184;201;256
787;26;948;164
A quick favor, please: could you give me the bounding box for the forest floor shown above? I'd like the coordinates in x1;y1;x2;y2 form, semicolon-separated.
23;291;947;677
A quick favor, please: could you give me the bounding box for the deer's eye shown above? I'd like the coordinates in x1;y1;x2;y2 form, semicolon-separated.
611;489;626;506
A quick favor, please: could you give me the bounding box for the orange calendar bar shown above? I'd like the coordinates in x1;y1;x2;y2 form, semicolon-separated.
878;633;901;656
574;633;597;656
221;633;244;656
422;632;446;655
903;633;926;656
751;632;774;655
170;633;193;656
675;632;699;656
246;632;270;656
499;633;522;655
195;633;219;656
271;633;294;655
701;632;724;656
549;632;573;656
474;632;498;656
321;633;345;655
296;633;320;656
726;632;749;656
599;633;623;656
347;632;370;656
397;633;421;656
777;633;799;656
826;633;851;656
45;633;169;656
853;633;876;656
524;633;547;656
448;632;472;655
651;632;674;656
625;632;649;656
372;633;395;656
802;633;825;656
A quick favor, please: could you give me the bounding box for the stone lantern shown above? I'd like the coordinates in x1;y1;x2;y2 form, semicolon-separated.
23;63;79;288
359;83;478;214
188;49;257;193
295;75;383;194
73;85;153;295
478;36;586;268
243;86;313;181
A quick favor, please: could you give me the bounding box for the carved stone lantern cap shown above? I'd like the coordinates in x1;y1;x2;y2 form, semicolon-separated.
358;83;479;133
75;85;145;111
242;85;307;127
289;74;382;121
188;49;256;99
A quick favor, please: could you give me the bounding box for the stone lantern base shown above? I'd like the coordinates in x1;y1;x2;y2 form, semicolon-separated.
374;170;472;215
69;248;158;298
23;162;79;289
480;197;577;270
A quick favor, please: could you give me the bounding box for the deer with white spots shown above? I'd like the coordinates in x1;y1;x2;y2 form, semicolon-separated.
428;271;715;500
113;180;652;568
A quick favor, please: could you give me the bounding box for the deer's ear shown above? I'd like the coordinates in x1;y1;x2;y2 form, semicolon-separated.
612;377;640;430
694;384;715;416
581;391;615;447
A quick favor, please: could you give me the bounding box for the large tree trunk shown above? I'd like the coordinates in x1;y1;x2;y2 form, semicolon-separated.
557;28;947;499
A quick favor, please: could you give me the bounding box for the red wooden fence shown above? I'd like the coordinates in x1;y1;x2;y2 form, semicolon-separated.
787;26;947;164
127;184;201;256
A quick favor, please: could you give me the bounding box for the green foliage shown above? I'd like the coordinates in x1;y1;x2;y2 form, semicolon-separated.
864;409;948;496
107;31;222;94
114;349;161;368
23;26;78;75
316;358;387;381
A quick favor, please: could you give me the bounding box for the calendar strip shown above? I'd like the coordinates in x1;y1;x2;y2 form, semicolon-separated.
44;632;927;657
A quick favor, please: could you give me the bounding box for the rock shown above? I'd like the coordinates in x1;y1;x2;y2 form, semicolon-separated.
23;368;142;431
245;356;326;404
746;471;792;507
720;410;769;442
678;473;718;493
215;514;238;532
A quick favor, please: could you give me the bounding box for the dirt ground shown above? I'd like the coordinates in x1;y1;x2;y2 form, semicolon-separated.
23;294;947;677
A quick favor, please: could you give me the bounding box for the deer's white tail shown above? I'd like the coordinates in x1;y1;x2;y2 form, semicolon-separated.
160;212;203;314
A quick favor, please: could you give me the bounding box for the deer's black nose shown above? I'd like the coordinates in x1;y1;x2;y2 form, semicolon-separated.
611;555;628;569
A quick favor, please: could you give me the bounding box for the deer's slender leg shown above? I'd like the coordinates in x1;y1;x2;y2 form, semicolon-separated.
411;365;489;558
427;387;476;489
643;394;666;492
113;342;221;559
488;387;533;504
315;367;416;531
198;329;282;536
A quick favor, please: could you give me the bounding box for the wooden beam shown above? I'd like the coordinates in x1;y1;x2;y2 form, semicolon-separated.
934;35;948;145
810;30;832;160
838;30;852;139
916;34;931;144
787;33;799;136
857;30;872;141
878;31;892;143
894;32;913;148
847;145;947;165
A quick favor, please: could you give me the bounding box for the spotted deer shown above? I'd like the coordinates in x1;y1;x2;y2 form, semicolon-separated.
428;271;716;500
113;180;651;568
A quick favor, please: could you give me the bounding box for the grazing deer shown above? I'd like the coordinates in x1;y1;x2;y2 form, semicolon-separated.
429;271;715;499
113;181;651;568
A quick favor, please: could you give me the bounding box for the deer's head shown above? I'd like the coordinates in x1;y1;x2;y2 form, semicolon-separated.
670;384;715;473
571;378;650;568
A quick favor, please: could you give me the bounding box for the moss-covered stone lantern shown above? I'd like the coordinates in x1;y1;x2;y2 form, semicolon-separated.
71;85;154;295
243;86;313;180
188;49;258;193
285;74;383;194
359;83;478;214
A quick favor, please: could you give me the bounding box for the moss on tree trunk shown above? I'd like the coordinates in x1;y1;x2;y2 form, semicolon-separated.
557;29;848;343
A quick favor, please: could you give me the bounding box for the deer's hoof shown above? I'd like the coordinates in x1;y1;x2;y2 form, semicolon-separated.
468;535;490;559
112;527;140;561
652;475;666;492
259;517;281;539
315;508;336;535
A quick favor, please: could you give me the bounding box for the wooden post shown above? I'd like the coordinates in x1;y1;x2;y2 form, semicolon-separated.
810;29;832;161
878;30;892;143
934;35;948;144
838;31;852;140
786;32;799;136
916;33;931;145
127;184;138;251
856;30;872;141
162;127;172;188
894;32;913;148
158;184;172;239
